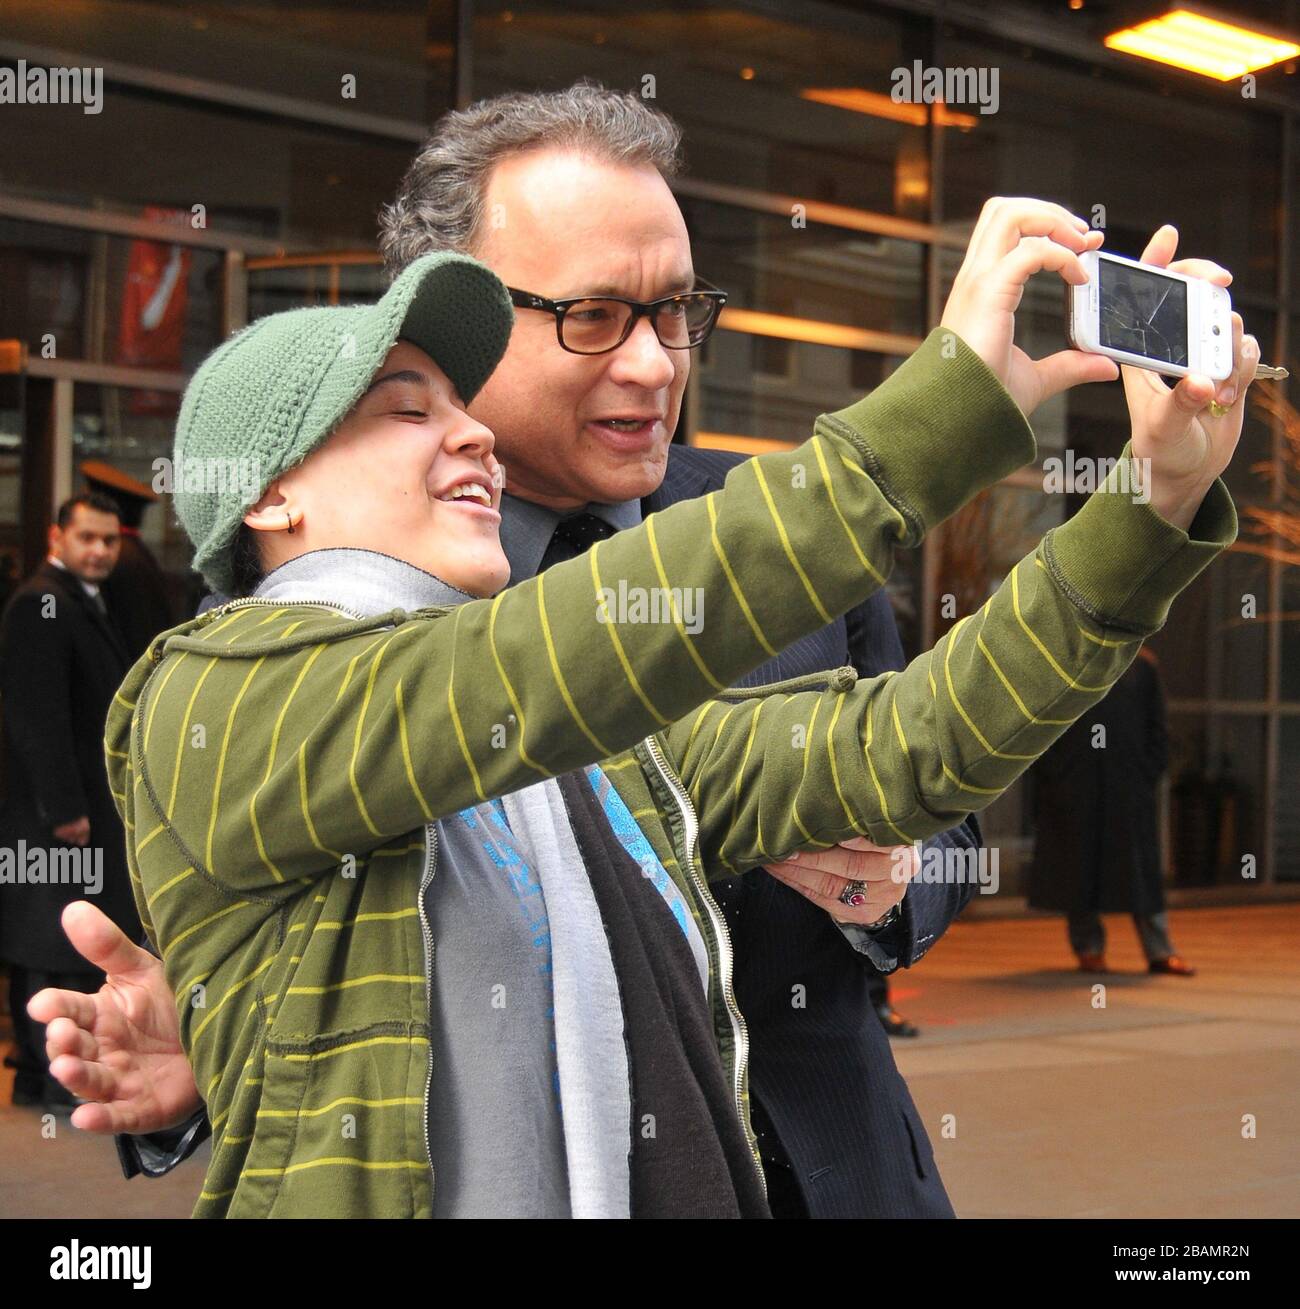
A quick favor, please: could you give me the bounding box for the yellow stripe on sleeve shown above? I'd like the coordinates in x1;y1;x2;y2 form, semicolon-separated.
811;435;885;586
205;656;268;871
446;606;487;804
752;459;832;625
644;514;724;692
588;540;670;726
486;591;550;779
1011;564;1112;692
705;493;777;657
537;567;614;755
394;680;434;821
942;618;1037;761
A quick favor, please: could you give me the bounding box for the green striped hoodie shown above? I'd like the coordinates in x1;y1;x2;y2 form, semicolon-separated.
104;329;1235;1217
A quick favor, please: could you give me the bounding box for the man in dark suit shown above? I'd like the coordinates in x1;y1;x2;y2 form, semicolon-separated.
1;493;138;1109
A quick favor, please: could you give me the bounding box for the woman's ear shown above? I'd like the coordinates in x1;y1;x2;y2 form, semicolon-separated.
243;481;303;535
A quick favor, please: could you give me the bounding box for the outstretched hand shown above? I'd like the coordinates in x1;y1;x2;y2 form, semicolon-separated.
26;901;201;1134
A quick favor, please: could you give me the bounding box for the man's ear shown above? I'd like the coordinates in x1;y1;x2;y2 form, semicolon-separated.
243;481;303;535
47;522;61;555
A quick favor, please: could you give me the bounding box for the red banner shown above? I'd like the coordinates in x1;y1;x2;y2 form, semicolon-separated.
117;206;190;416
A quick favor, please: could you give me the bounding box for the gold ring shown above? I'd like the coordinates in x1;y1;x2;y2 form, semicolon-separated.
1208;401;1228;418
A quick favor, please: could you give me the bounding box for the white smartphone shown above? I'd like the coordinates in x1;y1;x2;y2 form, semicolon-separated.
1066;250;1233;381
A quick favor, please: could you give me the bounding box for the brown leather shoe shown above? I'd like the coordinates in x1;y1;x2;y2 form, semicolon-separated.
1077;952;1109;973
1149;955;1197;976
875;1004;920;1038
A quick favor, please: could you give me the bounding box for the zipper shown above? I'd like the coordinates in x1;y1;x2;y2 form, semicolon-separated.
417;820;439;1208
209;595;367;620
150;596;371;659
643;734;765;1192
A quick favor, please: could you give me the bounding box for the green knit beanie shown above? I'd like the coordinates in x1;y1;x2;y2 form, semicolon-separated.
173;251;514;594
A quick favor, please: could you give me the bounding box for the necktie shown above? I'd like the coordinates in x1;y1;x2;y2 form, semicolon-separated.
540;511;617;573
85;588;130;665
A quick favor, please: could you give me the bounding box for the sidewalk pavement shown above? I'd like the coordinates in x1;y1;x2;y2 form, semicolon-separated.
0;903;1295;1218
892;903;1300;1217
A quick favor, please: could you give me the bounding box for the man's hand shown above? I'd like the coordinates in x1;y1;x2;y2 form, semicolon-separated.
26;901;201;1134
941;196;1119;417
1122;225;1258;531
53;816;90;846
765;838;918;926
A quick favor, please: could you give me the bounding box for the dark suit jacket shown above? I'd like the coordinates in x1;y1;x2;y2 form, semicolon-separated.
0;561;138;970
646;444;981;1219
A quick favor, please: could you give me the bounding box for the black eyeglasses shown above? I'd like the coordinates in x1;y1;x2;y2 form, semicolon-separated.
507;279;728;355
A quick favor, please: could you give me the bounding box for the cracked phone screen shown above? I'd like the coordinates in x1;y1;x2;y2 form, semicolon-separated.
1098;259;1189;366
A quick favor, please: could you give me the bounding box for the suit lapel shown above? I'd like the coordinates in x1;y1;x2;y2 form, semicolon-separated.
41;562;131;671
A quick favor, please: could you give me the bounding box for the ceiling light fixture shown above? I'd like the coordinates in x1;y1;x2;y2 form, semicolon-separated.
1104;8;1299;81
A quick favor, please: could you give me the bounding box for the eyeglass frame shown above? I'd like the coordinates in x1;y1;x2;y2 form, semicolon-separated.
506;279;729;355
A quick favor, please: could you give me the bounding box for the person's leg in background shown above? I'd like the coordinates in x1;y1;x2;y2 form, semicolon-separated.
1135;912;1196;975
866;961;919;1038
1068;910;1108;972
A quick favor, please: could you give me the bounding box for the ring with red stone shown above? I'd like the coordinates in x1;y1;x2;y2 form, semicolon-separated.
838;879;871;907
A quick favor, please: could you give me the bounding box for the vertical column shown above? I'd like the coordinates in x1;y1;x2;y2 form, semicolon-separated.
222;250;248;338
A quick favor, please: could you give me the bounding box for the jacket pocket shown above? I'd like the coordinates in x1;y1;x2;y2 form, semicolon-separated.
900;1103;937;1180
243;1024;429;1218
227;1039;311;1219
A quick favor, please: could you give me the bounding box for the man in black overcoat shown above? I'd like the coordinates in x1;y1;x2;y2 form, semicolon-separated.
0;493;139;1108
1028;646;1195;975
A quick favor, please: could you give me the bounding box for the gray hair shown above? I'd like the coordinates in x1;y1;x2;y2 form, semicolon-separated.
377;80;683;280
